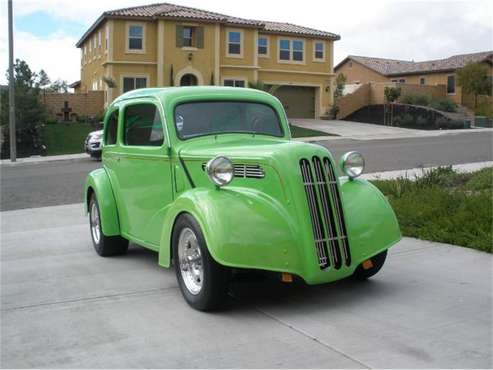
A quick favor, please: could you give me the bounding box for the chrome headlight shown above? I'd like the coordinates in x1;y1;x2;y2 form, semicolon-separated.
206;156;234;187
340;151;365;179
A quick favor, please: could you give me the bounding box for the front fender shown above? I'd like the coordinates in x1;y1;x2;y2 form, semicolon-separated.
84;168;120;236
158;187;305;274
340;177;401;264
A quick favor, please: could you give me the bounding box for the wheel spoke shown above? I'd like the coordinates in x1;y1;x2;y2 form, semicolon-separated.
178;227;204;295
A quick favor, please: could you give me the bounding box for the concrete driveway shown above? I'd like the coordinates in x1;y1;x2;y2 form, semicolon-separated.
291;119;493;141
1;204;492;368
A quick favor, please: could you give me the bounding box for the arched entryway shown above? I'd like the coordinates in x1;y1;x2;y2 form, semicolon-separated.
180;74;198;86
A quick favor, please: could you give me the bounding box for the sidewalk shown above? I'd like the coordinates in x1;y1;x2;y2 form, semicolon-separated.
0;153;89;167
291;118;493;141
361;161;492;181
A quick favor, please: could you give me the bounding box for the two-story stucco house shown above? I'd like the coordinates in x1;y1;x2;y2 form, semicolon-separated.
73;2;340;118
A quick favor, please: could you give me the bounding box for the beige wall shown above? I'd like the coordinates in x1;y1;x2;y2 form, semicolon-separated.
335;60;388;84
337;83;370;118
390;73;461;103
42;91;104;121
78;17;339;117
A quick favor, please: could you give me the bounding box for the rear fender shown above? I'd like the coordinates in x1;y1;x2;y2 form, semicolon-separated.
84;168;120;236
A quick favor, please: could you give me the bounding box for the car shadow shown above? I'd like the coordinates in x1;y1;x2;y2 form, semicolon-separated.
226;271;399;313
122;245;399;313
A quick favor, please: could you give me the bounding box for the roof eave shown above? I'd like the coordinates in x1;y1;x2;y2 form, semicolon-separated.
260;29;340;40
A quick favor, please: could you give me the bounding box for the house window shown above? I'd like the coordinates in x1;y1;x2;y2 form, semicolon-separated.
391;79;398;82
398;79;406;83
447;75;455;94
228;31;242;55
183;27;193;47
292;40;304;61
224;79;246;87
420;77;426;85
123;77;147;93
279;39;304;62
279;39;290;60
314;41;324;60
128;25;143;50
105;25;109;49
349;61;352;67
123;104;164;147
106;110;119;145
258;37;268;56
176;25;204;48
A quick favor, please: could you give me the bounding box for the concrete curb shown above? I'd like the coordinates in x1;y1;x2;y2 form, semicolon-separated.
361;161;493;181
0;153;91;167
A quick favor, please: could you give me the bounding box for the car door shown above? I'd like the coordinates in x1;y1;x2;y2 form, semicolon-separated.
112;98;173;248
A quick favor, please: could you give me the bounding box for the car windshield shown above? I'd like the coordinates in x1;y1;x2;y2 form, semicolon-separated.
174;101;283;139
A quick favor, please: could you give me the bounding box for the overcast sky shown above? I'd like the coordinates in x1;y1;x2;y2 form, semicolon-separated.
0;0;492;84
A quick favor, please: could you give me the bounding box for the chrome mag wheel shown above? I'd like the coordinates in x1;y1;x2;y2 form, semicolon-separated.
178;227;204;295
90;201;101;244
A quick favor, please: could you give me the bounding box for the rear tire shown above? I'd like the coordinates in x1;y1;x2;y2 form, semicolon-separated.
172;214;231;311
89;194;128;257
352;250;387;280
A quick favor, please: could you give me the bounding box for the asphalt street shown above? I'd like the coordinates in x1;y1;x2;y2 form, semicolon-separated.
1;131;492;211
1;203;491;368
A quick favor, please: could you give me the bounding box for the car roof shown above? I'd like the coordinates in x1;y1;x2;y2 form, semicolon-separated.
112;86;275;105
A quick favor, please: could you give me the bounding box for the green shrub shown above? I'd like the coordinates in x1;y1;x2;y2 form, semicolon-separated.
415;115;429;128
401;93;431;106
372;167;493;252
397;113;415;127
45;118;58;125
430;98;457;112
474;102;493;119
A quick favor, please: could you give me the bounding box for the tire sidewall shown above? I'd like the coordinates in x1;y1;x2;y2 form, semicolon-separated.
89;195;104;255
172;214;226;310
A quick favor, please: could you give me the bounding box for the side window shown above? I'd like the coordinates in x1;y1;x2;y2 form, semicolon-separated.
123;103;164;147
106;110;119;145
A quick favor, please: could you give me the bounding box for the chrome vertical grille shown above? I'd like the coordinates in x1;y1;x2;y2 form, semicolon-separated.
300;156;351;270
300;159;330;269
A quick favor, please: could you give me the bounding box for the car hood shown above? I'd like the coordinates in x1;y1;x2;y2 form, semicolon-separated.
178;135;330;164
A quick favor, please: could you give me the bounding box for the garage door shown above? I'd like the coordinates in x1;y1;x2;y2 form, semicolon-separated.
273;86;315;118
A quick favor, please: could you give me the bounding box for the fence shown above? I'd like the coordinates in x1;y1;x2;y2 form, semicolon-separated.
337;82;448;119
42;91;104;122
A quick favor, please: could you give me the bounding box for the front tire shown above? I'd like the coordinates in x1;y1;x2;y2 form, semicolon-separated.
172;214;230;311
352;250;387;280
89;194;128;257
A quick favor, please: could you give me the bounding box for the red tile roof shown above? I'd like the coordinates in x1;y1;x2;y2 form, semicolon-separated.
335;51;493;76
76;2;340;47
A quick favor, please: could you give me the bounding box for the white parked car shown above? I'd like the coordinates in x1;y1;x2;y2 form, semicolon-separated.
84;130;103;159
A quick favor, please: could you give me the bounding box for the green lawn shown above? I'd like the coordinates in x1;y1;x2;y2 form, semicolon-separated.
289;124;336;138
371;167;492;253
42;123;95;156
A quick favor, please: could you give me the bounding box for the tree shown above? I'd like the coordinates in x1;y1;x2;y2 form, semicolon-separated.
329;73;347;119
37;69;51;88
1;59;47;158
457;62;493;108
334;73;347;99
47;79;69;93
384;86;401;103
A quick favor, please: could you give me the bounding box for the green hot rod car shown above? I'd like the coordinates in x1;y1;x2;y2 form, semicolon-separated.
84;86;401;310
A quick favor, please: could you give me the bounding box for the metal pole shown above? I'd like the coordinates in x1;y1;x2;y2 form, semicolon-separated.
8;0;16;162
